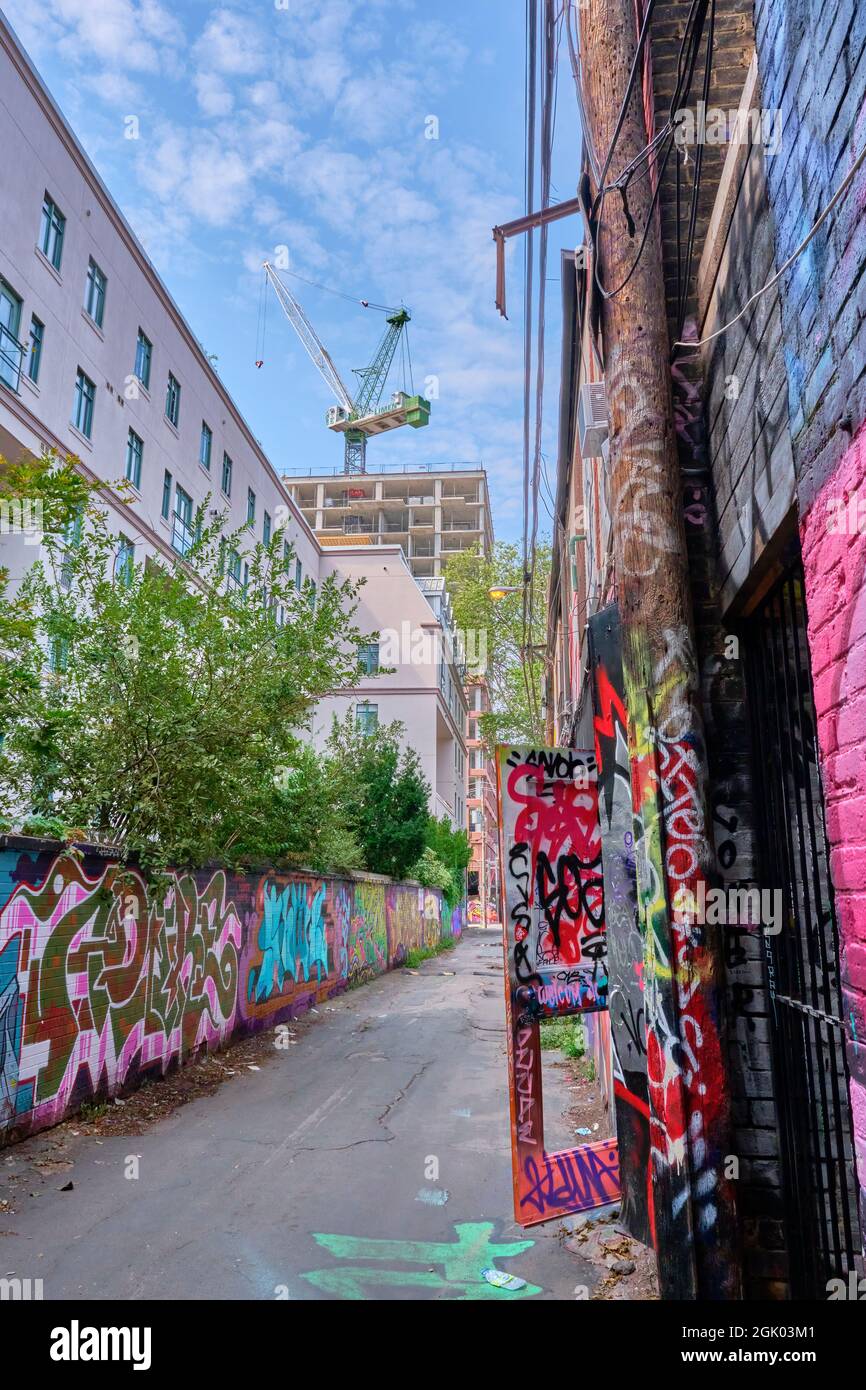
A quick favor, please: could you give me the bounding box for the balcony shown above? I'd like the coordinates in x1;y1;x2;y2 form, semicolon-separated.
0;324;24;393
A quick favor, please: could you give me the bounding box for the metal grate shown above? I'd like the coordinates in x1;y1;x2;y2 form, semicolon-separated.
744;560;862;1297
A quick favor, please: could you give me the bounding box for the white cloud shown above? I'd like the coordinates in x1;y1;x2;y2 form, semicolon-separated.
193;8;266;76
6;0;185;73
194;72;234;118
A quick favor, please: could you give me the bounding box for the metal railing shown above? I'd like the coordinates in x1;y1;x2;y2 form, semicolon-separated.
282;460;482;477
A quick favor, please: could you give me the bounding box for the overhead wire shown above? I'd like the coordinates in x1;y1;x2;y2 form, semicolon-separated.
674;136;866;350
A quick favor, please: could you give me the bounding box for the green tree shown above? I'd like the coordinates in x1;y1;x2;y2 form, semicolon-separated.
444;540;550;745
325;714;430;879
0;453;369;876
419;814;471;908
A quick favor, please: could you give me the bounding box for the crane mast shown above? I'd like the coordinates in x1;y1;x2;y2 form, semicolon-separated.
262;262;430;474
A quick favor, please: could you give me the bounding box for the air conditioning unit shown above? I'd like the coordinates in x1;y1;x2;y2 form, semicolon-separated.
578;381;609;458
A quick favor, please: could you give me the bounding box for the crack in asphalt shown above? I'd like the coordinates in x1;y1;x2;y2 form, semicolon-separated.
285;1059;434;1160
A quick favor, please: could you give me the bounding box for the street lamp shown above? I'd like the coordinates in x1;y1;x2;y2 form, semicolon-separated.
488;584;522;601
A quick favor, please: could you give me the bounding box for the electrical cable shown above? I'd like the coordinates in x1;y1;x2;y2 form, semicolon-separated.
674;136;866;349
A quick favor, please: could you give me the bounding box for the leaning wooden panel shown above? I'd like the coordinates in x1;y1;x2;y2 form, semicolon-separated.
496;745;618;1226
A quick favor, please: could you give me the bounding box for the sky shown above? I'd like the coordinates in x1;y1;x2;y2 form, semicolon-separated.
4;0;583;543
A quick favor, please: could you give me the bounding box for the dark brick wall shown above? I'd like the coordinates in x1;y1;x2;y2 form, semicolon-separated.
754;0;866;507
649;1;790;1297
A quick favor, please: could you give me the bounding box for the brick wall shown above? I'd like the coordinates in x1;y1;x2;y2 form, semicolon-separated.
755;0;866;509
0;839;460;1144
753;0;866;1246
799;427;866;1238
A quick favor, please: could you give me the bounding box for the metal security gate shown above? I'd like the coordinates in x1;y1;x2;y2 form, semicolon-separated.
744;559;861;1298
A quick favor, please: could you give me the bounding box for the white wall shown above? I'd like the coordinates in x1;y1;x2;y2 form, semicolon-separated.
314;546;468;826
0;18;317;583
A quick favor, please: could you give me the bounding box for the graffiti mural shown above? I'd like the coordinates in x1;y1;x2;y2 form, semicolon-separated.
498;746;607;1020
0;857;241;1134
346;882;387;986
497;745;618;1226
588;607;653;1249
0;846;455;1143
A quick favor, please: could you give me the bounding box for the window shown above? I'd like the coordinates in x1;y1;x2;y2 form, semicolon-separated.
221;452;232;497
283;540;291;570
355;701;378;736
134;329;152;389
49;636;69;672
227;548;242;591
0;279;23;390
125;428;143;489
72;368;95;438
84;257;107;327
165;371;181;427
295;558;302;589
161;469;172;520
114;534;135;586
60;507;82;591
172;485;194;557
469;808;482;833
263;510;271;545
27;316;43;383
39;193;65;270
247;487;256;526
199;421;212;471
359;641;379;675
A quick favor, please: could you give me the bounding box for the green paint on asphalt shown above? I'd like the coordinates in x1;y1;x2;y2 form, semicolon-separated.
301;1221;541;1300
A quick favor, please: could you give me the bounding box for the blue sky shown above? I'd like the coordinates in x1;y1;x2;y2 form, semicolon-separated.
5;0;582;542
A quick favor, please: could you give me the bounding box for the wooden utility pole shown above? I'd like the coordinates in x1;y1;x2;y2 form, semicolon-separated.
579;1;740;1299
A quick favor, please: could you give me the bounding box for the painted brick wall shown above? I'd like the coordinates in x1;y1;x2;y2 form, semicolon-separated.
0;839;462;1144
755;0;866;510
800;425;866;1235
754;0;866;1246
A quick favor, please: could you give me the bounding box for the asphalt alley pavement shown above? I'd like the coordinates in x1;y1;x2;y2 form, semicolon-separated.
0;928;603;1300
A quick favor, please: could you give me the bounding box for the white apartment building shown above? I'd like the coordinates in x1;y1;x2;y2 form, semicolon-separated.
313;550;468;829
0;12;465;830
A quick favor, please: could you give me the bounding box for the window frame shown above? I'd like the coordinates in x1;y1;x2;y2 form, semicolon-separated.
27;315;44;383
199;421;212;471
39;193;65;271
221;452;233;498
72;367;95;439
355;701;379;736
84;257;107;328
165;371;181;427
134;329;152;390
125;427;143;490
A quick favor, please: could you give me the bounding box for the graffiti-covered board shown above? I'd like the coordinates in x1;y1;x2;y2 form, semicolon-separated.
496;746;618;1226
588;607;653;1248
498;745;607;1018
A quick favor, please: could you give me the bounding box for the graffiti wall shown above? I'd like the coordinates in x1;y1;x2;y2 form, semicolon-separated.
496;745;618;1226
0;841;459;1144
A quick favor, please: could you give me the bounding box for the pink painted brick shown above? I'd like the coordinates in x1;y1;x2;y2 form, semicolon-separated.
852;1079;866;1145
838;894;866;945
831;845;866;892
843;940;866;992
834;694;866;750
825;794;866;843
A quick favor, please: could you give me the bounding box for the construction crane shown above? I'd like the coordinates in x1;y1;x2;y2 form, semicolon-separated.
262;262;431;474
